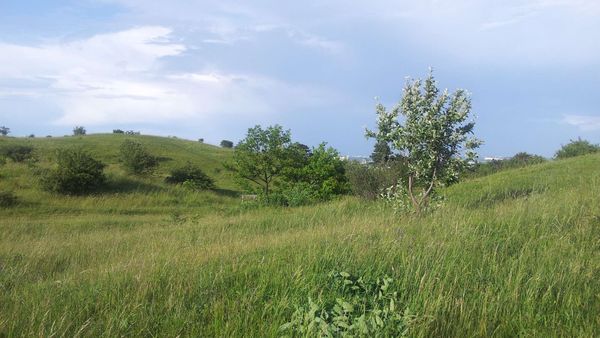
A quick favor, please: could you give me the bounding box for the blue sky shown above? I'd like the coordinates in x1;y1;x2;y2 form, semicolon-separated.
1;0;599;157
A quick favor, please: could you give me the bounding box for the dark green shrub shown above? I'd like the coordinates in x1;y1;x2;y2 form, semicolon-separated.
73;126;86;136
113;129;124;134
220;140;234;148
119;140;159;175
0;191;18;207
555;138;599;159
165;163;214;190
0;144;35;162
41;148;106;195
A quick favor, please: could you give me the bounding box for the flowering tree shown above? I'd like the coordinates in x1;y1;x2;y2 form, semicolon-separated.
366;70;481;214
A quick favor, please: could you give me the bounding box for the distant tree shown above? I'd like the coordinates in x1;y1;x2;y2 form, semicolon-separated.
41;148;106;195
510;152;545;165
220;140;234;148
46;135;52;138
119;140;159;175
73;126;86;136
113;129;125;134
226;125;294;196
27;134;35;138
125;130;140;135
555;138;599;159
366;70;481;214
198;138;204;143
370;140;392;164
0;126;9;136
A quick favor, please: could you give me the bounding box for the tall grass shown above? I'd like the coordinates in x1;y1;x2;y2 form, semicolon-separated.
0;137;599;336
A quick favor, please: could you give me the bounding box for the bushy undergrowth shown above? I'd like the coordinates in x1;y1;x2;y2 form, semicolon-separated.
555;138;599;159
119;140;159;175
0;190;17;207
165;163;215;190
40;148;106;195
467;152;546;178
0;144;35;163
345;160;406;200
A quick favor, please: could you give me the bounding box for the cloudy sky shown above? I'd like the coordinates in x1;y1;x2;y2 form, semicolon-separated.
1;0;599;157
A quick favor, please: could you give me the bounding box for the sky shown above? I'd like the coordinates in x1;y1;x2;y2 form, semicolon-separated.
0;0;599;158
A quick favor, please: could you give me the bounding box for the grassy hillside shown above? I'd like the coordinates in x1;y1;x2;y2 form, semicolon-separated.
0;136;599;336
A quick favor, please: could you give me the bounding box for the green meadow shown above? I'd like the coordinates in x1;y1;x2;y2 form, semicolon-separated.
1;134;599;336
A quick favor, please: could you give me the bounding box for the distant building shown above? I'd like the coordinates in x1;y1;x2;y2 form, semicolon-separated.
340;155;371;164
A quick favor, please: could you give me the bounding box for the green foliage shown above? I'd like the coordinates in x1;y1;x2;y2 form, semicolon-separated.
371;140;392;164
0;144;35;163
119;140;159;175
113;129;125;134
41;148;106;195
72;126;86;136
0;190;18;207
555;138;599;159
366;70;480;213
198;138;204;143
0;126;9;136
165;163;215;190
468;152;546;178
283;143;349;201
345;160;407;200
220;140;234;148
281;272;410;337
227;125;295;196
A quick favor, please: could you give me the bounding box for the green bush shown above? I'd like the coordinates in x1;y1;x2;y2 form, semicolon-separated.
280;271;410;336
119;140;159;175
0;144;35;163
555;138;599;159
468;152;547;178
345;160;406;200
0;191;18;207
165;163;214;190
113;129;124;134
41;148;106;195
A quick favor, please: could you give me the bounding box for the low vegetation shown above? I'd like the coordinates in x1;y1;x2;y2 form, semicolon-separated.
119;139;159;175
40;148;106;195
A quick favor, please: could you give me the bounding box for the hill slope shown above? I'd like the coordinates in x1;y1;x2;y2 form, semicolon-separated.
0;140;599;336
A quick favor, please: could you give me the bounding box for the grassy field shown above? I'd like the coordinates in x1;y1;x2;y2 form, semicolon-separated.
1;135;599;337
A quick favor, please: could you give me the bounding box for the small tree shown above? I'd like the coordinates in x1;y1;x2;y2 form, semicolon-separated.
0;126;9;136
119;140;159;175
73;126;86;136
41;148;106;194
226;125;294;196
366;70;481;214
371;140;392;164
113;129;125;134
220;140;234;148
198;138;204;143
555;138;599;159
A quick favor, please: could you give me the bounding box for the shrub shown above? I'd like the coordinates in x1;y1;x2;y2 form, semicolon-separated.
73;126;86;136
345;160;406;200
125;130;140;135
119;140;159;175
0;191;18;207
113;129;125;134
220;140;234;148
280;271;411;336
165;163;214;190
198;138;204;143
467;152;546;178
41;148;106;195
0;144;35;163
555;138;599;159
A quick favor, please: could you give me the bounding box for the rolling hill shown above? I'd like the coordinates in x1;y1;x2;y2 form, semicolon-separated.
0;135;599;336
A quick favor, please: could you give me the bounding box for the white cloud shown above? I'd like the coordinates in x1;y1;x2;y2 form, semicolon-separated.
562;114;600;131
0;26;338;127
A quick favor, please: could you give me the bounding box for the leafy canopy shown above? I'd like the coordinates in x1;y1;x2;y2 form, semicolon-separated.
366;70;481;213
226;125;294;196
555;138;599;159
